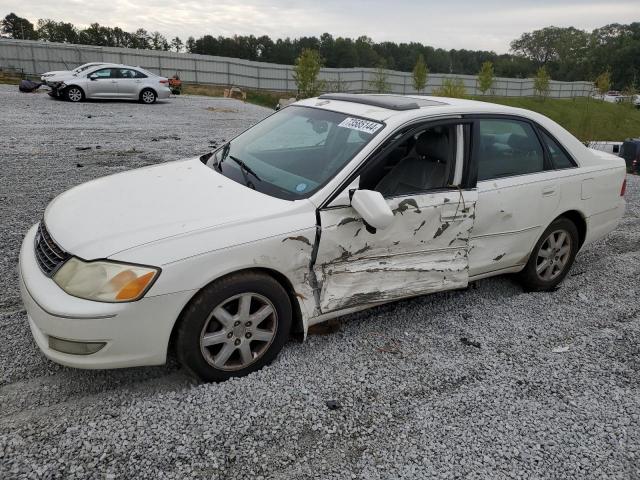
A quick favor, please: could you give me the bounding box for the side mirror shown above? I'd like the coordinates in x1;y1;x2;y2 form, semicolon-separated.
88;74;97;81
351;189;394;230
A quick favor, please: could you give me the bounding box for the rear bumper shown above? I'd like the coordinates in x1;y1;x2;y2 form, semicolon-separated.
19;224;195;369
157;87;171;99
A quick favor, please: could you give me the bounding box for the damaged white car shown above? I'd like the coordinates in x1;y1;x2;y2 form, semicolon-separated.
19;94;627;381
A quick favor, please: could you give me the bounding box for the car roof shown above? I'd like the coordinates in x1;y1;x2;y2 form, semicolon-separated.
318;93;446;110
296;93;532;122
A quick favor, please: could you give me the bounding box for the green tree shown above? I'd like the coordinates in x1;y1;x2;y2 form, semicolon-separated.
434;78;466;98
477;61;495;95
369;62;391;93
170;36;183;52
185;36;196;53
293;49;324;98
594;71;611;95
510;26;588;65
150;31;169;50
36;19;78;43
131;28;151;49
355;36;380;67
412;54;428;93
1;13;37;39
533;66;551;99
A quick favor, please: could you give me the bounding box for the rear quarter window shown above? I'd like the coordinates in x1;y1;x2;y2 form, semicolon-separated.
540;130;575;169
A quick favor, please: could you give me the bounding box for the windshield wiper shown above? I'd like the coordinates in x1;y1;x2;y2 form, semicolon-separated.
227;155;262;182
214;144;261;188
215;142;231;171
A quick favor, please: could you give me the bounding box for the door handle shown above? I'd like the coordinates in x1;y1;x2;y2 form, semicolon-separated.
111;80;117;83
542;186;556;196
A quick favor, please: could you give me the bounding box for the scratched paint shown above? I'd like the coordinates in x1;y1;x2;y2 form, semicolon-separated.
319;251;468;311
313;191;478;314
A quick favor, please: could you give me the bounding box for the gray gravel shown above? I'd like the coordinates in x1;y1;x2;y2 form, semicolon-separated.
1;84;639;479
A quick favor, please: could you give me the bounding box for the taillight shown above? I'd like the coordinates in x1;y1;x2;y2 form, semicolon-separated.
621;178;627;196
159;79;169;84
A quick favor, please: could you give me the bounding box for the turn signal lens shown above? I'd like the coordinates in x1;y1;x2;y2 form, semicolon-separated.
621;178;626;197
53;258;160;302
115;272;156;301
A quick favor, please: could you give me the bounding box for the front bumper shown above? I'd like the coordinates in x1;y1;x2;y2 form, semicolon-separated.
19;224;196;369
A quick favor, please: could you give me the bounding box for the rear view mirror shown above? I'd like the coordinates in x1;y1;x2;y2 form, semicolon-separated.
351;189;394;230
309;119;328;134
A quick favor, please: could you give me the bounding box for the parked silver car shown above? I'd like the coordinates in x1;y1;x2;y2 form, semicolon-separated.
48;64;171;104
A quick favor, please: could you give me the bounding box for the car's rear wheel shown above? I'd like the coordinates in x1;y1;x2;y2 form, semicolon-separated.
175;272;292;382
65;86;84;102
140;89;157;104
519;217;579;291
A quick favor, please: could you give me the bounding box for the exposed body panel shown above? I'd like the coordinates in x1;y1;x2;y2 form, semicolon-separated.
314;190;477;313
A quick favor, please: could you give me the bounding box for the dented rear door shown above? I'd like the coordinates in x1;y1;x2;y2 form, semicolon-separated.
313;189;477;313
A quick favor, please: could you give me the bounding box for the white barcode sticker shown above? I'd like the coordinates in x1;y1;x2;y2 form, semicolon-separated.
337;117;383;135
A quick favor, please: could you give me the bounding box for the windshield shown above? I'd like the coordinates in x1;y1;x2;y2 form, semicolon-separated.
205;106;383;200
73;63;102;74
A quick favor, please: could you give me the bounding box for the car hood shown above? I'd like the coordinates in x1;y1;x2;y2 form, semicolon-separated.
44;158;303;260
46;73;80;83
42;70;69;77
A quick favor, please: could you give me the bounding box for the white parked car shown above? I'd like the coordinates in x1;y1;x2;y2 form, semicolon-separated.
47;64;171;104
19;94;627;381
40;62;105;82
587;141;623;156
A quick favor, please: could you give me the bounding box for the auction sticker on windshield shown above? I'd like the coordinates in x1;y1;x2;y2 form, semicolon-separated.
338;117;383;134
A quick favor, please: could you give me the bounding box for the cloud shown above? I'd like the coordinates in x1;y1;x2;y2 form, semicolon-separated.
3;0;638;52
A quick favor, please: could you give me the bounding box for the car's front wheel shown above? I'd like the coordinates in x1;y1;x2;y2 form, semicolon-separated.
140;89;157;104
175;272;292;382
519;217;579;291
65;86;84;102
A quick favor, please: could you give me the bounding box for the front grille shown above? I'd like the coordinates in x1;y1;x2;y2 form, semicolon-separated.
34;222;69;276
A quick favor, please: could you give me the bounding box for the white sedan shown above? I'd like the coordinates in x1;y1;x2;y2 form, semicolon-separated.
47;64;171;104
19;94;627;381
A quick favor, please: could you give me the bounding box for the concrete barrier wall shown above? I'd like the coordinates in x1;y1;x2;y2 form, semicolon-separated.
0;39;594;97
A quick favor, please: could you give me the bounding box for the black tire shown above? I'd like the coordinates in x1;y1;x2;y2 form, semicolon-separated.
519;217;579;292
139;88;157;104
65;86;84;102
175;272;292;382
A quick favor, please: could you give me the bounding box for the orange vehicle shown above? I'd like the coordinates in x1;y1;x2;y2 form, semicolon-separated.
168;73;182;94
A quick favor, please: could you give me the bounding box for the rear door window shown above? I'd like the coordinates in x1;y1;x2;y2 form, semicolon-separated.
477;119;545;181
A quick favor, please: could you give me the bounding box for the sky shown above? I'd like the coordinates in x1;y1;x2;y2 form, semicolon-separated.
3;0;639;53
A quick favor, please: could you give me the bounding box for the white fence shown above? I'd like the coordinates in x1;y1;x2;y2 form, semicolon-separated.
0;39;594;98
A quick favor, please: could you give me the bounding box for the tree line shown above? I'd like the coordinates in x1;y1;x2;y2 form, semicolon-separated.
2;13;638;89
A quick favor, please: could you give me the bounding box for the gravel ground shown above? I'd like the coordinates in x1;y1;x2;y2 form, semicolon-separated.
0;84;638;479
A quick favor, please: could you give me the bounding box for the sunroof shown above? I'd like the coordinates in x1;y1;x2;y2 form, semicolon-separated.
317;93;445;110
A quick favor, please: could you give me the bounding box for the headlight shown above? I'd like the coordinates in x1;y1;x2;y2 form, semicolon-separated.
53;258;160;302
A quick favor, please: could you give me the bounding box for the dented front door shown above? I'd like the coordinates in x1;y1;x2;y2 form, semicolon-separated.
313;189;477;313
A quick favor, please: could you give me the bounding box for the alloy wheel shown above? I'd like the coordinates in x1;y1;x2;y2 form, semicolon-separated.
68;88;82;102
141;91;155;103
199;293;278;371
535;229;572;281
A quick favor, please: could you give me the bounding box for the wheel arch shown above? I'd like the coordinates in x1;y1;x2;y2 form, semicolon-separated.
167;267;304;358
521;209;587;268
139;87;157;98
64;84;85;97
556;209;587;249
